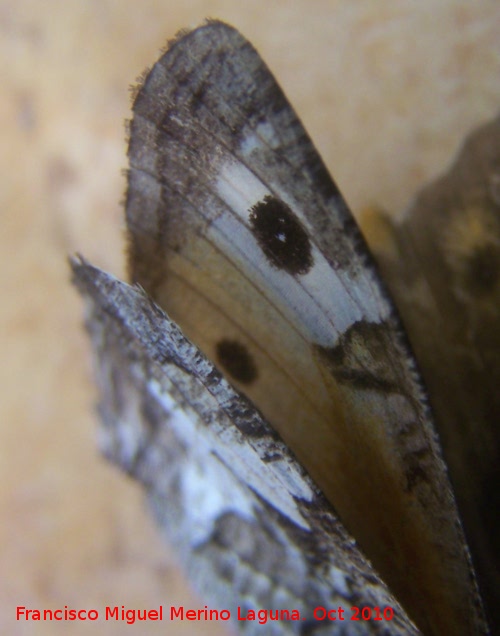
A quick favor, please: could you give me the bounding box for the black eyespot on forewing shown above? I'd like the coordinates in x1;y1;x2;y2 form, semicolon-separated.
216;339;258;385
249;195;313;276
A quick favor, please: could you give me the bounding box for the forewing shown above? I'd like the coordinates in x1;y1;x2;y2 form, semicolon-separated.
125;21;487;635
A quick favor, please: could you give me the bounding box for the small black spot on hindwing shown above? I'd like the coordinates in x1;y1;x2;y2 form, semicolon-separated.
249;195;313;275
216;339;258;385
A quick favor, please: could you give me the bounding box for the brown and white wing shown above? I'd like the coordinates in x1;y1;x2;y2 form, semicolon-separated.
123;21;487;635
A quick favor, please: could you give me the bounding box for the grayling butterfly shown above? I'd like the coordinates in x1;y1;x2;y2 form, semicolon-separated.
73;21;498;635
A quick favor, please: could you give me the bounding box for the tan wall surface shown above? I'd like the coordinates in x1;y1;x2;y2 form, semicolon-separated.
1;1;499;634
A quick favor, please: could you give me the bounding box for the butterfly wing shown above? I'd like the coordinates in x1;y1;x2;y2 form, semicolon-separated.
72;257;421;634
366;112;500;631
125;21;487;635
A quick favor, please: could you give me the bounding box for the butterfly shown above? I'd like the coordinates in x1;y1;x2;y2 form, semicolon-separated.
72;20;498;635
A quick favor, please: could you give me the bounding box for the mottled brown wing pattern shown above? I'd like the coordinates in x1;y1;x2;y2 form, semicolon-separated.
72;258;421;635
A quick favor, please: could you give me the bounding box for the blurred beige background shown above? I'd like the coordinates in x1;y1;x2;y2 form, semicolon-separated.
1;1;499;634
